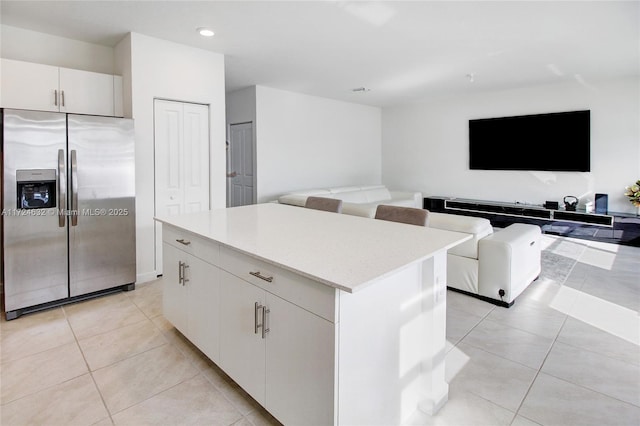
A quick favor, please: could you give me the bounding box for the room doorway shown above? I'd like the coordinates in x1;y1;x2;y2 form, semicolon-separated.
227;122;256;207
154;99;210;275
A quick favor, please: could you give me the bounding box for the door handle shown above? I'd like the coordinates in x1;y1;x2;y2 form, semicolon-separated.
57;149;66;227
262;306;270;339
178;261;184;285
54;89;58;107
61;90;65;107
70;150;78;226
176;238;191;246
254;302;263;334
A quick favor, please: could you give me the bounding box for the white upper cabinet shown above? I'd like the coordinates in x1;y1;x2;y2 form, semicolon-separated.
1;58;123;116
1;59;59;112
58;67;115;116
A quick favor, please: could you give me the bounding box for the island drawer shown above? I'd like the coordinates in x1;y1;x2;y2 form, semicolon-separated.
163;225;220;265
220;246;337;323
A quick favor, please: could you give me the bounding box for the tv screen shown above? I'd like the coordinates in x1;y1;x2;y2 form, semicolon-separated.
469;110;590;172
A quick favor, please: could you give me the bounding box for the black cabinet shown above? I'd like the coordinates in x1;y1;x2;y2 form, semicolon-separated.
424;196;638;247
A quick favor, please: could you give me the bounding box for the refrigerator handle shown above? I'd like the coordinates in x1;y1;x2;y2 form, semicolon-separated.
57;149;66;227
71;150;79;226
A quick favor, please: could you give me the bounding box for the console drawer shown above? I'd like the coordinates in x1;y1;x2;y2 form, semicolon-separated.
219;246;336;322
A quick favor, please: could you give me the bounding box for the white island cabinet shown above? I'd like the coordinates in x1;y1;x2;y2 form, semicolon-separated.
156;203;470;426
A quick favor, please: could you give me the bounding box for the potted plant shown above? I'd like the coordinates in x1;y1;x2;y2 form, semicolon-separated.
624;180;640;214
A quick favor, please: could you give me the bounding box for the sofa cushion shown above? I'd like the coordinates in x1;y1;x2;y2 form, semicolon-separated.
363;187;392;202
428;212;493;259
335;190;369;203
341;202;380;218
278;189;331;207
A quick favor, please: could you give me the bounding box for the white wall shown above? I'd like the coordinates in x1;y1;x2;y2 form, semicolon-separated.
382;78;640;214
122;33;226;282
227;86;257;126
0;25;115;74
254;86;382;202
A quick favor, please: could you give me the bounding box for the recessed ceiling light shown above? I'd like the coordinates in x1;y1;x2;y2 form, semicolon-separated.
351;87;371;93
197;27;215;37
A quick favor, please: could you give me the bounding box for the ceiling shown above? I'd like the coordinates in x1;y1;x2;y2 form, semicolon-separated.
1;1;638;107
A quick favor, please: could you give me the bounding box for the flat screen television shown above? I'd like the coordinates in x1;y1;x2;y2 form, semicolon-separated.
469;110;590;172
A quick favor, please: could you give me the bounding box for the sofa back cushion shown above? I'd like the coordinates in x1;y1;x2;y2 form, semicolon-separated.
428;212;493;259
278;189;331;207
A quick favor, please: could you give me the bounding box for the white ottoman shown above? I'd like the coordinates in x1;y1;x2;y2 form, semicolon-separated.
478;223;542;305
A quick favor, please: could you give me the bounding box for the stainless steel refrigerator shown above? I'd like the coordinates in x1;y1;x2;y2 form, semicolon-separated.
2;109;136;320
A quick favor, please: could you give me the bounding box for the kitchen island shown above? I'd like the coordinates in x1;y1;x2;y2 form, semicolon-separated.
155;203;470;425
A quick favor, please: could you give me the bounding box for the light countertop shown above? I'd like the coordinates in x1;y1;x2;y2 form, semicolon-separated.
155;203;470;293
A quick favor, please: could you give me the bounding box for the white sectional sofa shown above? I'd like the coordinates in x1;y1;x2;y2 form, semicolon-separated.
277;185;541;306
277;185;422;218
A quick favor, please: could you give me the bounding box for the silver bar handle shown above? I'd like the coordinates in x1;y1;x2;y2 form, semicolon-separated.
249;271;273;283
54;89;58;106
57;149;66;227
254;302;263;334
70;150;78;226
178;261;184;285
61;90;65;107
262;306;270;339
176;239;191;246
182;262;189;285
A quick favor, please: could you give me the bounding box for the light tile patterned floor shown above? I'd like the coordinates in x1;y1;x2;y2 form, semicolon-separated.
0;234;638;425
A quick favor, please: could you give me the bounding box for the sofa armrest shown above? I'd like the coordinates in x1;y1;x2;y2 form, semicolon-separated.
478;224;541;304
389;191;422;208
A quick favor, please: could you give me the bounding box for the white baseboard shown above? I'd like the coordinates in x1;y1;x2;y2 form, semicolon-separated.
136;271;159;284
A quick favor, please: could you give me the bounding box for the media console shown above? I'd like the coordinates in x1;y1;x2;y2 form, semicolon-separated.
437;198;614;227
424;197;640;247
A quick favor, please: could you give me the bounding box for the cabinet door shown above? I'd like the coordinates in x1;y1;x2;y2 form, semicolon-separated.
188;256;220;362
219;270;266;405
59;67;114;116
1;59;59;111
162;243;188;334
265;294;336;425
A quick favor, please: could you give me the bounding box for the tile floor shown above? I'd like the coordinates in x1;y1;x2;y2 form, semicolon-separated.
0;234;638;425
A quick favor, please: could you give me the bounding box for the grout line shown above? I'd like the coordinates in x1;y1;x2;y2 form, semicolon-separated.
61;304;115;424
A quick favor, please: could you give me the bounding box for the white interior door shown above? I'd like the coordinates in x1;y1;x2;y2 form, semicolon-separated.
228;122;255;207
155;99;210;275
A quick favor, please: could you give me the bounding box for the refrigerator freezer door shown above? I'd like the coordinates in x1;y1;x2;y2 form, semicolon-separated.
67;114;136;297
2;109;69;311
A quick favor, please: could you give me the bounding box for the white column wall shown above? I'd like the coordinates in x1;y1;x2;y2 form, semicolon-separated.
382;77;640;214
124;33;226;282
254;86;382;203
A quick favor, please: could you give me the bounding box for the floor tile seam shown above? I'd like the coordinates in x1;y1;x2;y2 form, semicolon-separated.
455;337;550;372
84;339;171;373
479;314;561;343
511;314;570;419
450;304;495;345
0;370;93;408
533;370;640;410
61;305;114;423
75;316;168;348
105;371;205;419
454;386;518;419
552;334;640;369
509;412;543;426
0;336;77;366
71;315;152;342
88;341;173;376
198;366;259;418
